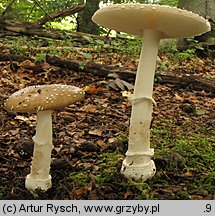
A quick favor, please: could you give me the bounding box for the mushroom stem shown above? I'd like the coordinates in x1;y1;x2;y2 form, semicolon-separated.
121;29;161;180
25;110;53;192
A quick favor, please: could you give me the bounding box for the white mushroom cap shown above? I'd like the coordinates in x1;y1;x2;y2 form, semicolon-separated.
4;84;85;112
92;3;211;39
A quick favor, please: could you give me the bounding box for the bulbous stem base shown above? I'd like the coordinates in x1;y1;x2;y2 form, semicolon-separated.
121;158;156;181
25;174;52;193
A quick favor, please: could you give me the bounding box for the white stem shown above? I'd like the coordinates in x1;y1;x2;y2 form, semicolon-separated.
34;110;53;147
25;110;53;192
121;29;161;180
128;29;160;154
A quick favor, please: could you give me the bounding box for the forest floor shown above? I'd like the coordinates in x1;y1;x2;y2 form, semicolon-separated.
0;35;214;200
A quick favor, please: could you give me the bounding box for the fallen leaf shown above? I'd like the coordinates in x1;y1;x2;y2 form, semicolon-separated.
108;137;117;143
0;168;8;172
122;90;132;98
81;104;97;112
190;195;204;200
96;140;108;149
15;115;29;121
174;93;183;102
10;121;18;126
72;182;94;199
54;146;63;153
19;60;43;73
124;191;133;199
89;129;103;136
19;60;36;69
86;181;93;191
83;86;103;94
72;188;86;198
182;171;193;177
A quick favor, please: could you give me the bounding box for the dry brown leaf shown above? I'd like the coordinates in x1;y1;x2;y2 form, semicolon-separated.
174;93;183;102
14;115;29;122
86;181;93;191
108;137;117;143
83;85;103;94
89;129;103;136
72;182;93;199
10;120;18;126
124;191;133;199
19;60;44;73
0;168;8;172
96;140;108;149
72;188;86;198
54;146;62;153
81;104;97;113
182;171;193;177
19;60;37;70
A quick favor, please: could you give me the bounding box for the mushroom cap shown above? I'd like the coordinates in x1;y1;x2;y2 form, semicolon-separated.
4;84;85;112
92;3;211;39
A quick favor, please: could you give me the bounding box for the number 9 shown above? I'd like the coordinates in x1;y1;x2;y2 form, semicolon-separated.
206;204;211;212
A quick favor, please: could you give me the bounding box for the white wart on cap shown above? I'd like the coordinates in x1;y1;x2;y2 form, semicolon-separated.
4;84;85;112
92;3;211;38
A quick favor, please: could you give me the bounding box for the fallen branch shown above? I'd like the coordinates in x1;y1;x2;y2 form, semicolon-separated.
0;53;32;62
0;18;105;43
34;4;85;26
46;55;215;94
0;52;214;94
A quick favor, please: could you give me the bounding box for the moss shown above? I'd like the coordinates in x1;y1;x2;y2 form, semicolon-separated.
66;122;214;199
176;191;191;199
0;187;5;199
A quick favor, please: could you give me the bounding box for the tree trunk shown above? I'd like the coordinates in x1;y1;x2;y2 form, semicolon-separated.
178;0;215;57
77;0;100;35
178;0;215;42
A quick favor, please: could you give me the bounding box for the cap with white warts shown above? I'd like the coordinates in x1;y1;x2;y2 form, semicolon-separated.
4;84;85;112
92;3;211;38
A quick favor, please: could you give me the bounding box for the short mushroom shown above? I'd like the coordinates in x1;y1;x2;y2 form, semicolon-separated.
92;4;211;181
4;84;85;192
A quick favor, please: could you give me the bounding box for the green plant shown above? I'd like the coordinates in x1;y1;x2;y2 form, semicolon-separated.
34;52;46;63
115;132;129;143
159;39;178;56
77;50;93;60
78;61;85;70
157;60;169;70
177;49;196;61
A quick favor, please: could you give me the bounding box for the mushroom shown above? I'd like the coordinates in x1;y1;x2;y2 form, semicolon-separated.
92;4;211;181
4;84;85;192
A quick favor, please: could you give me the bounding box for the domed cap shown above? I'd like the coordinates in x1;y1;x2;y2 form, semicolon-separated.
92;3;211;39
4;84;85;112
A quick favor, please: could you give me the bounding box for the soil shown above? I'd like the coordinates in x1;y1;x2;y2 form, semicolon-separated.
0;53;214;200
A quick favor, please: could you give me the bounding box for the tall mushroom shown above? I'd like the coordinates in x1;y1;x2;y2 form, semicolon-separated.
4;84;85;192
92;4;211;181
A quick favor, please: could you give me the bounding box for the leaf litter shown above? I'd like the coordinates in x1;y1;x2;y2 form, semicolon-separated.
0;38;214;200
